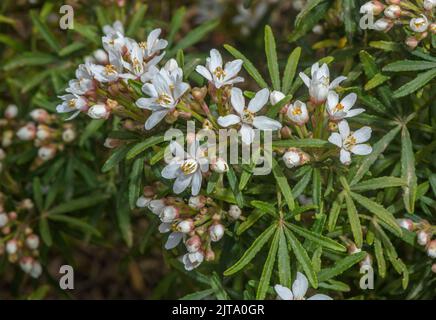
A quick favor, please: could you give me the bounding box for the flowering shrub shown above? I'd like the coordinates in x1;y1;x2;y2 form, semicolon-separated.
0;0;435;299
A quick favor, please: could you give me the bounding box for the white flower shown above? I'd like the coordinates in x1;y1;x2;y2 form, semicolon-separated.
103;20;124;37
141;28;168;58
122;41;164;79
148;199;166;215
328;120;372;165
89;54;127;83
410;15;429;33
164;231;184;250
182;251;204;271
93;49;108;64
424;0;436;11
274;272;333;300
56;94;88;120
160;205;179;223
397;218;414;231
326;92;365;121
195;49;244;89
136;63;189;130
218;88;282;145
20;257;34;274
286;100;309;125
62;127;76;143
228;205;242;220
161;141;209;196
299;63;347;105
102;21;126;53
87;104;110;119
66;63;95;95
209;223;225;242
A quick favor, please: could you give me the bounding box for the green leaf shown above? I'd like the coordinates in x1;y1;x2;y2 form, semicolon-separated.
344;192;363;248
207;172;220;194
264;25;280;90
266;94;293;118
369;41;401;52
237;210;266;235
3;52;56;71
351;177;406;192
278;227;292;287
226;166;245;208
284;228;318;288
48;214;101;236
101;144;132;173
312;168;322;214
286;223;346;252
401;126;417;214
129;157;145;209
58;42;86;57
79;119;105;146
271;158;294;210
47;193;109;215
289;0;330;42
318;252;366;282
39;217;52;247
30;10;61;52
350;126;401;185
282;47;301;94
349;192;402;236
126;4;148;37
272;138;330;149
374;237;386;278
383;60;436;72
392;68;436;98
126;136;165;160
251;200;276;215
256;229;279;300
224;44;268;88
327;192;344;232
32;177;43;211
180;289;214;300
168;7;186;46
224;224;276;276
292;167;312;198
364;73;390;91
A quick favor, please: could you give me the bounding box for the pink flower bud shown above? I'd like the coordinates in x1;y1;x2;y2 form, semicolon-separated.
185;235;202;253
282;149;302;168
424;0;436;11
432;263;436;273
29;261;42;278
36;125;52;141
427;240;436;258
20;257;34;273
16;123;36;141
6;239;18;255
405;37;419;49
374;18;393;32
0;148;5;161
211;157;229;173
188;195;206;210
0;213;8;228
384;5;401;19
88;104;110;119
177;219;194;233
397;218;414;231
205;249;215;261
38;144;56;161
209;223;225;242
93;49;109;64
62;127;76;143
5;104;18;119
26;234;40;250
30;109;50;123
417;230;429;246
160;206;179;223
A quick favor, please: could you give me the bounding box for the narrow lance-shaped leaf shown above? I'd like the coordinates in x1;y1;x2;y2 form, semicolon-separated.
400;126;417;214
344;192;363;248
277;227;292;288
256;229;280;300
264;25;281;90
271;158;294;210
282;47;301;94
318;251;367;282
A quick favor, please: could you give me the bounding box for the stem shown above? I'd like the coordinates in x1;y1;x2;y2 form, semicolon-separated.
177;102;205;123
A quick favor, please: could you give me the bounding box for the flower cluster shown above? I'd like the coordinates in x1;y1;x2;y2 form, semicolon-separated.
1;105;77;165
360;0;436;48
0;194;42;278
398;218;436;260
136;186;241;271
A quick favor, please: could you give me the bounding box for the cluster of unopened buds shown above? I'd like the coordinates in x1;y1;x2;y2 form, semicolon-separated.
0;194;42;278
136;186;242;271
360;0;436;48
398;218;436;263
1;104;77;164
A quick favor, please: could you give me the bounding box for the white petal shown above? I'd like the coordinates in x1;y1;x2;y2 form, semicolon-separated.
248;88;269;113
253;116;282;130
307;294;333;300
142;83;158;97
230;87;245;115
144;109;169;130
328;132;342;148
318;63;330;79
350;144;372;155
326;91;339;114
224;59;243;79
352;126;372;143
136;97;158;110
217;114;241;127
274;285;294;300
210;49;223;71
341;93;357;111
299;72;311;88
165;232;183;250
158;223;171;233
161;162;180;179
329;76;347;89
344;108;365;118
191;171;202;196
195;65;213;81
240;124;255;145
340;149;351;165
173;174;192;194
311;62;320;77
292;272;309;299
338;120;350;140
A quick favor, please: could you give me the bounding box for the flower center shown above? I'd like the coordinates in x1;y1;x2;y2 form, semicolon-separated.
334;103;344;113
68;99;76;109
241;110;254;124
213;67;226;80
139;41;147;49
344;135;356;150
292;106;302;116
157;93;173;106
105;64;117;75
180;159;198;175
132;58;142;73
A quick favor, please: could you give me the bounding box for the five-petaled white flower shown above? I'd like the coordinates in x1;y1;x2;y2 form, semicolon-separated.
102;21;127;53
65;62;95;96
161;141;209;196
195;49;244;89
287;100;309;125
299;63;347;105
56;94;88;120
217;87;282;145
328;120;372;165
136;61;190;130
274;272;333;300
89;52;127;83
140;28;168;58
326;91;365;121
